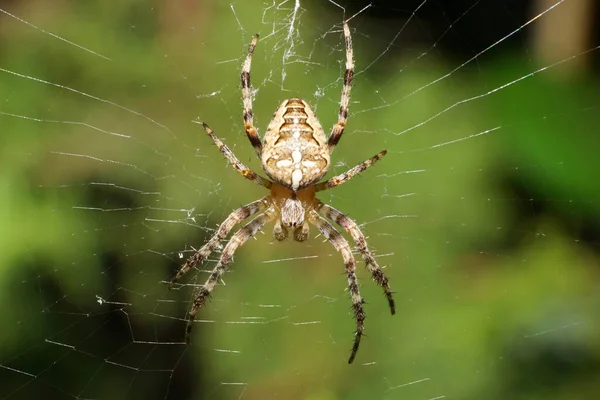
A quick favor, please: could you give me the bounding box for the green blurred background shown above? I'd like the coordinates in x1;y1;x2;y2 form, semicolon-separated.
2;0;600;399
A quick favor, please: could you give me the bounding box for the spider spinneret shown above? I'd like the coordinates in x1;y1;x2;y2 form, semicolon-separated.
169;22;395;364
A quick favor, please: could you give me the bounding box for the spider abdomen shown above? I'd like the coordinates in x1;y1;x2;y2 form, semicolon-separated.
261;98;330;191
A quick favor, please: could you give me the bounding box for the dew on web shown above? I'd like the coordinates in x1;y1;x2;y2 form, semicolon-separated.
1;1;600;399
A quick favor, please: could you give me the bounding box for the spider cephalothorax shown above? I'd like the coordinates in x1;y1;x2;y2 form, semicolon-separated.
169;22;395;364
271;182;317;241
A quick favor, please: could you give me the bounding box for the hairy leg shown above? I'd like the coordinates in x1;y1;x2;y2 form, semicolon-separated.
199;121;272;189
328;22;354;153
315;150;386;192
241;34;262;156
185;207;277;343
308;209;365;364
317;202;395;315
168;197;269;289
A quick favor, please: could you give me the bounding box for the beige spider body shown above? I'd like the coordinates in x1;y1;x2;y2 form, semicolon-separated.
169;23;395;364
270;181;318;241
262;98;330;191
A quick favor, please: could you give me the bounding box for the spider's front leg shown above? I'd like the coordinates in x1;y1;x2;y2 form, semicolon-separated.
168;197;269;289
328;22;354;153
185;207;277;343
307;209;365;364
241;33;262;157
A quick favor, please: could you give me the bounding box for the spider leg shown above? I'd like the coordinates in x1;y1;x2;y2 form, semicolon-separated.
241;34;263;157
168;197;269;289
317;202;395;315
307;209;365;364
315;150;386;192
199;122;272;189
185;206;277;343
328;22;354;153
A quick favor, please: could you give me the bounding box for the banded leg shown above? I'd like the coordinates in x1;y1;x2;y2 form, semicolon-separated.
185;207;277;343
307;209;365;364
241;34;262;157
317;202;395;315
315;150;386;192
199;122;272;189
328;22;354;153
168;197;269;289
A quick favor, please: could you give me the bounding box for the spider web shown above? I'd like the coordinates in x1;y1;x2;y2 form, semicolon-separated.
2;0;600;399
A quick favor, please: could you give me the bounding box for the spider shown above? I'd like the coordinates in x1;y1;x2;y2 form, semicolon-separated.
169;22;395;364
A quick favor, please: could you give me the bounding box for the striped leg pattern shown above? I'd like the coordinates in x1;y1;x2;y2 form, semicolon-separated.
328;22;354;153
240;34;263;157
315;150;387;192
200;122;272;189
169;197;269;289
308;209;365;364
185;207;277;343
317;202;395;315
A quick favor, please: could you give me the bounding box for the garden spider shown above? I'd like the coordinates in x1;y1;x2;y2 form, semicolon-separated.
169;22;395;364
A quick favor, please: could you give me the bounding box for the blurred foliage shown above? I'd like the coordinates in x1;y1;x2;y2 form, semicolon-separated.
1;1;600;399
